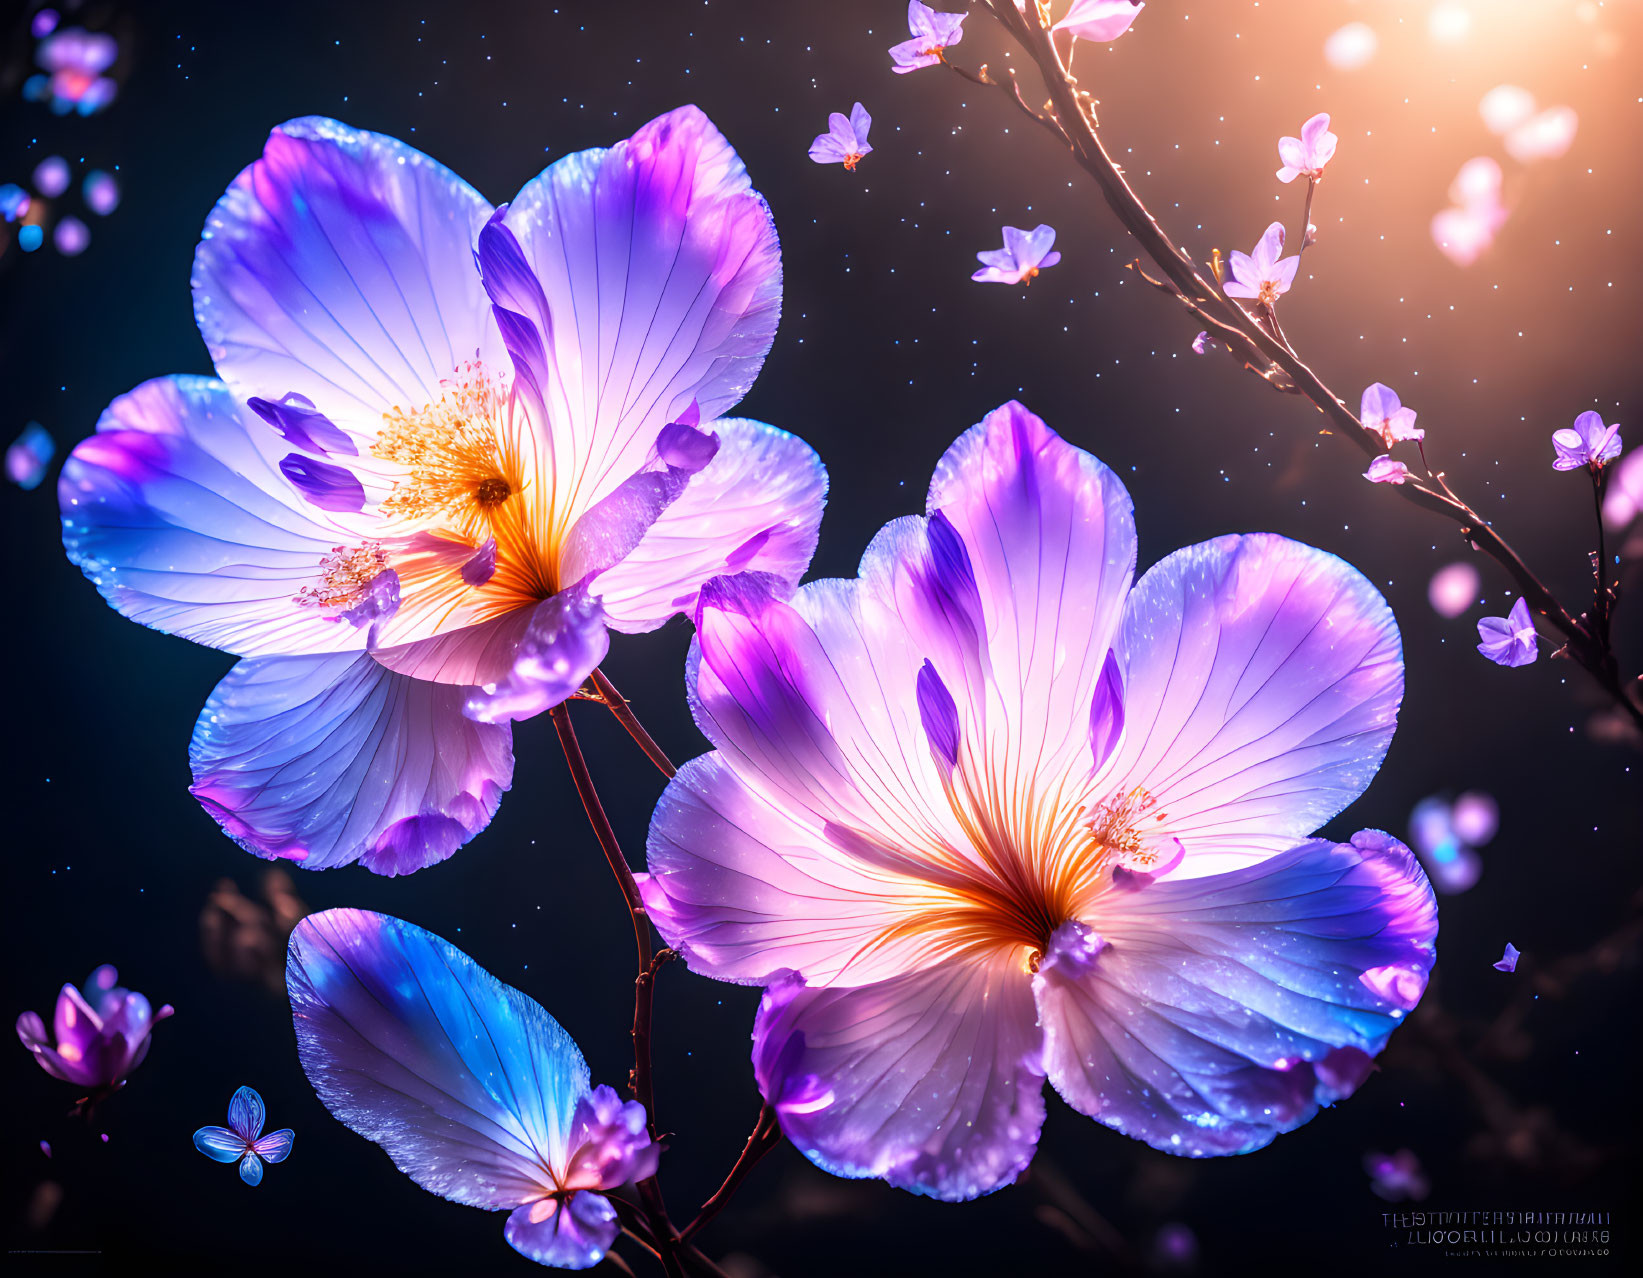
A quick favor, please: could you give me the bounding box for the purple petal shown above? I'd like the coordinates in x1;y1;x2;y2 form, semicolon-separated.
505;1194;618;1270
1253;221;1286;270
461;540;497;588
463;588;609;724
561;1086;659;1191
279;454;366;513
655;421;721;474
1364;456;1410;485
1493;942;1521;973
916;659;961;769
190;651;514;874
251;1129;295;1163
1088;649;1125;772
246;393;357;457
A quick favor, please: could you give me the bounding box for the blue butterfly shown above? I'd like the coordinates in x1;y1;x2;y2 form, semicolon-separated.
193;1086;295;1185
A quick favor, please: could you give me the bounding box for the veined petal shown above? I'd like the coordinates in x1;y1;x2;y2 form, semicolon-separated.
227;1085;266;1142
496;106;782;524
1105;534;1402;877
752;956;1046;1201
596;418;827;633
60;376;372;657
192;117;499;433
287;909;589;1208
1034;833;1437;1157
193;1125;247;1163
251;1129;295;1163
190;651;513;875
239;1152;264;1186
505;1194;618;1270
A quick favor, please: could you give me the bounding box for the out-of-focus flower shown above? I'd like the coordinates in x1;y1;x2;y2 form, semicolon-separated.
971;223;1061;285
1223;222;1297;305
1551;411;1622;472
1191;330;1213;355
16;966;173;1097
24;28;117;116
1479;85;1536;135
1365;1149;1429;1201
1428;562;1480;619
0;184;29;222
1364;457;1409;485
289;909;658;1269
1601;449;1643;530
1360;383;1422;446
200;869;309;994
643;401;1432;1196
1476;598;1538;667
33;156;69;199
1277;113;1337;184
60;109;825;877
6;422;55;490
809;103;872;170
1506;107;1578;164
53;217;88;256
18;224;44;252
1494;942;1521;973
1431;157;1508;267
193;1086;295;1186
1052;1;1145;44
82;171;120;216
1324;22;1378;71
32;10;60;38
1151;1223;1198;1270
1408;791;1496;894
889;3;966;73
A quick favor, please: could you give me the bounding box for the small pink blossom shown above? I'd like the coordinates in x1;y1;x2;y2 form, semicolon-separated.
1360;383;1423;446
1551;410;1622;472
809;103;872;170
889;3;965;73
1476;598;1538;667
1363;457;1409;485
1052;1;1145;44
1277;113;1338;184
1191;331;1213;355
1223;222;1297;306
971;224;1061;286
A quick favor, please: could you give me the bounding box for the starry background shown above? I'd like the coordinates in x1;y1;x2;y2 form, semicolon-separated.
2;1;1640;1275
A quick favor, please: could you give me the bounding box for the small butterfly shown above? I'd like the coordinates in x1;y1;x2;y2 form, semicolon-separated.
193;1086;294;1186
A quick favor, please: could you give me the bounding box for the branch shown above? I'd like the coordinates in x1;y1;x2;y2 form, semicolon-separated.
593;668;678;779
681;1102;782;1243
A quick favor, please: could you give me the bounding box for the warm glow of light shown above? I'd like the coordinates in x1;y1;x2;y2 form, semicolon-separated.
1428;4;1472;45
1324;22;1378;70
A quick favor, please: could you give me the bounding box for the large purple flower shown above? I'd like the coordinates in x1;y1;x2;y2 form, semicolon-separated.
641;402;1435;1197
60;108;826;876
17;965;173;1095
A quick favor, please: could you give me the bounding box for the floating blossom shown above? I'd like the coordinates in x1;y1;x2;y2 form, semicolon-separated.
1601;449;1643;530
24;27;117;116
1191;330;1213;355
1364;457;1409;485
1408;792;1496;894
1052;1;1145;44
643;402;1432;1194
6;422;55;489
193;1086;295;1186
1476;598;1538;667
1222;221;1297;305
289;909;658;1269
1551;411;1622;472
1431;157;1508;267
33;156;70;199
54;216;89;256
809;103;872;170
1276;113;1338;184
889;3;966;73
82;170;120;216
1494;942;1521;973
1365;1149;1429;1202
971;224;1061;286
1427;562;1480;619
60;109;826;877
1360;383;1423;446
16;965;173;1097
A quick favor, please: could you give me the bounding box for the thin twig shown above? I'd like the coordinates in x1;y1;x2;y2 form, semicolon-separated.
681;1102;783;1243
967;0;1642;734
592;668;678;779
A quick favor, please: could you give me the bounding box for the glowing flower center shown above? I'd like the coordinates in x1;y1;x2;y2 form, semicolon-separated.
296;542;388;611
1086;785;1168;861
1257;279;1282;307
843;153;863;171
1022;265;1040;285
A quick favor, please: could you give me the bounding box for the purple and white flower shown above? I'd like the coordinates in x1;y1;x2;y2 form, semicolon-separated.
1277;112;1338;184
1053;1;1146;44
1223;222;1298;306
972;224;1061;286
809;103;873;170
889;3;966;73
1364;456;1410;485
1476;598;1538;667
59;108;827;877
1551;410;1622;472
1360;383;1423;446
641;401;1434;1197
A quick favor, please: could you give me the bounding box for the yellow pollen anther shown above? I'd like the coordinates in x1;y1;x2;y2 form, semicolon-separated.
843;153;863;171
295;542;388;611
1088;785;1161;856
374;359;515;534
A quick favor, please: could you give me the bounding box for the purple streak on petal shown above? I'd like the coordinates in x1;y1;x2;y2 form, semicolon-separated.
463;589;609;724
1089;649;1125;773
559;471;687;588
916;659;961;769
279;454;366;512
251;1128;295;1162
505;1194;618;1270
461;540;497;587
725;528;772;573
247;394;357;457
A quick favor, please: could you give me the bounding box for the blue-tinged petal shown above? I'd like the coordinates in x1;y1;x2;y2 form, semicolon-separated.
494;106;782;523
227;1085;266;1142
251;1129;295;1163
504;1194;618;1270
1034;833;1438;1158
1105;534;1403;878
239;1152;264;1186
287;909;589;1209
190;652;513;875
193;117;500;433
752;956;1047;1202
594;418;827;634
59;376;373;657
193;1125;247;1163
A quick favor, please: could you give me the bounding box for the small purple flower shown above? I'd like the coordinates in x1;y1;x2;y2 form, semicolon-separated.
1363;456;1409;485
1360;383;1423;446
1364;1149;1429;1202
16;965;173;1096
1493;942;1521;973
6;422;55;490
972;224;1061;285
1053;1;1146;44
1191;331;1213;355
1223;221;1298;306
1551;410;1622;472
809;103;872;170
1277;113;1339;184
889;3;966;73
1476;598;1538;667
193;1086;295;1186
